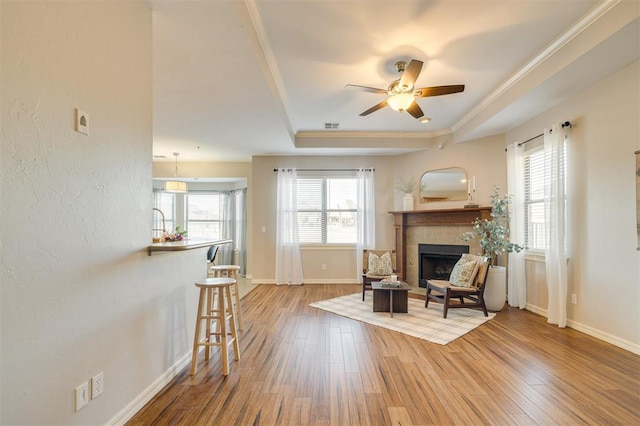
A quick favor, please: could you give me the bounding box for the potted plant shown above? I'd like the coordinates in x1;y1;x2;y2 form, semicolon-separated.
461;188;523;311
161;226;188;242
396;177;417;211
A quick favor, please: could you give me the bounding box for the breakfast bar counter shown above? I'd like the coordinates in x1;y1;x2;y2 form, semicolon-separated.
147;239;232;256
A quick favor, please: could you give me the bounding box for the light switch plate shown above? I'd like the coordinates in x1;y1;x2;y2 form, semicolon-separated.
75;382;89;411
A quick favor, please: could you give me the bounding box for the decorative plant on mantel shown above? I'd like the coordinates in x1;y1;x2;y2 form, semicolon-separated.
461;187;524;266
395;176;417;195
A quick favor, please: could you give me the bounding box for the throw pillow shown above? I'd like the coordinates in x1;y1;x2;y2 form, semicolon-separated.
367;252;393;276
449;258;478;288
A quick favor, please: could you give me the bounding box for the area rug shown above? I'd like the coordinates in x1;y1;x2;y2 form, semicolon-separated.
309;292;495;345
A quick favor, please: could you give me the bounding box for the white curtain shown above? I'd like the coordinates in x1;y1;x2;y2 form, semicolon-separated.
506;142;527;309
356;168;375;283
544;124;568;327
275;169;304;285
233;189;247;276
219;191;233;264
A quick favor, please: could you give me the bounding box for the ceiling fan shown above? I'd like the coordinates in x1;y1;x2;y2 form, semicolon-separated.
346;59;465;120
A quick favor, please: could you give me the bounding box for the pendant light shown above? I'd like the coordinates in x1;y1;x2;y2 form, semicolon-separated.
164;152;188;193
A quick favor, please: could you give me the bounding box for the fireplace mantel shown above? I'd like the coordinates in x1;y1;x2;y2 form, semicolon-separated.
389;207;491;280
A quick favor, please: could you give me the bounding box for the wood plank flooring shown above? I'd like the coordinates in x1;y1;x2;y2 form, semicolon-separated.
127;284;640;425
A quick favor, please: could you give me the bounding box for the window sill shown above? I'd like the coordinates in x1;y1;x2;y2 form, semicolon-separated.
300;245;356;251
525;251;545;263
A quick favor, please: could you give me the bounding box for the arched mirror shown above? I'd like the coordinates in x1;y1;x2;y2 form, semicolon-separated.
420;167;468;202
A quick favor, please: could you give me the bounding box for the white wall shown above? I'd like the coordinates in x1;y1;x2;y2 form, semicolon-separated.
506;60;640;352
1;2;207;424
250;155;396;282
250;135;507;283
394;133;507;211
153;161;253;275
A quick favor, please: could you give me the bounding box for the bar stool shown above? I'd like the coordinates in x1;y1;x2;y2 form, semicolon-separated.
190;277;240;376
208;265;243;331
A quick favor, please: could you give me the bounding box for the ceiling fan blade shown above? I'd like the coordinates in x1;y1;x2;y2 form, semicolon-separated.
406;102;424;119
399;59;423;89
345;84;388;95
360;100;388;116
414;85;465;97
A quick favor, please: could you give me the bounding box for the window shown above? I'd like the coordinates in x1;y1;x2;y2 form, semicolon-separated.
524;141;567;251
296;177;358;244
186;193;227;239
524;148;545;250
153;191;175;238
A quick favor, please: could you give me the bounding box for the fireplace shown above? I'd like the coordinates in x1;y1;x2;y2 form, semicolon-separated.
418;243;469;288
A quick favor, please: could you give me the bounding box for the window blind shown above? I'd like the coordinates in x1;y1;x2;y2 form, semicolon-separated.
524;148;545;250
296;177;358;244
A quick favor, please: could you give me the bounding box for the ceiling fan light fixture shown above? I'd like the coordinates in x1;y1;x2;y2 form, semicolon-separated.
420;117;431;123
387;93;414;112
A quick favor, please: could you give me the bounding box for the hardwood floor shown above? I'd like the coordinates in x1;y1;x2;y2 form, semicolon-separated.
127;284;640;425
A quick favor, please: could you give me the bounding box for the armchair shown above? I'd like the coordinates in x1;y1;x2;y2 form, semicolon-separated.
362;249;397;301
424;254;489;318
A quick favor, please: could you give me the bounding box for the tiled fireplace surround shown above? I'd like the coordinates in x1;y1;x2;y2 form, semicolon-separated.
390;207;491;290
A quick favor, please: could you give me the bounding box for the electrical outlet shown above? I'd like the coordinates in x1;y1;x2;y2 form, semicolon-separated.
75;382;89;412
571;293;577;304
75;109;89;135
91;372;104;399
321;263;327;270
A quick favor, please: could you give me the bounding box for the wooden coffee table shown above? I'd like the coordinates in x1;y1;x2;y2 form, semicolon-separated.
371;281;411;317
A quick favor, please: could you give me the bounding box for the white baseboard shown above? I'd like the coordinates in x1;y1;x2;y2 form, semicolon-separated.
525;303;547;317
525;304;639;355
302;279;359;284
108;351;193;425
250;279;358;284
566;319;640;355
111;296;638;426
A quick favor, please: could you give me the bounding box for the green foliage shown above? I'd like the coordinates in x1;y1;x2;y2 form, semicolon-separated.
162;226;188;242
461;187;523;266
395;176;417;194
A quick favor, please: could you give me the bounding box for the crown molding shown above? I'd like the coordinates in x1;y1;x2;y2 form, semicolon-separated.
241;0;297;139
295;129;452;139
453;0;623;134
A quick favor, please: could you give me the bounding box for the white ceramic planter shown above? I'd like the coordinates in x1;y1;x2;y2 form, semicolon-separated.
484;265;506;311
403;194;414;211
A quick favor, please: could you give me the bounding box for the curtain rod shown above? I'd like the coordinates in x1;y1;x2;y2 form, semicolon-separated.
273;168;375;172
506;121;572;151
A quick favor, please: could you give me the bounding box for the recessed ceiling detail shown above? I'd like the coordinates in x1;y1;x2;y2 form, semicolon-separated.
149;0;637;161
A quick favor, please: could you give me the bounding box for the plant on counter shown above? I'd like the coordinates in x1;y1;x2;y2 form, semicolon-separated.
161;226;188;242
460;187;524;266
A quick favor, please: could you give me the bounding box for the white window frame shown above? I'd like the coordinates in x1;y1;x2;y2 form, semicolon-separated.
296;176;358;246
185;192;228;240
523;138;568;257
153;191;176;238
524;146;545;254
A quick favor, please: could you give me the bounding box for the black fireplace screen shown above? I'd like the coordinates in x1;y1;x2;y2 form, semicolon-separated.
418;243;469;288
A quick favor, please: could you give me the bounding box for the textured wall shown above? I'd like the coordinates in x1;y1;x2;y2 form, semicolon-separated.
506;60;640;352
1;2;206;424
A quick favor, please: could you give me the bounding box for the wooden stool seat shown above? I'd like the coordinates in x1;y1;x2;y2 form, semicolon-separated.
208;265;243;331
190;277;240;376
